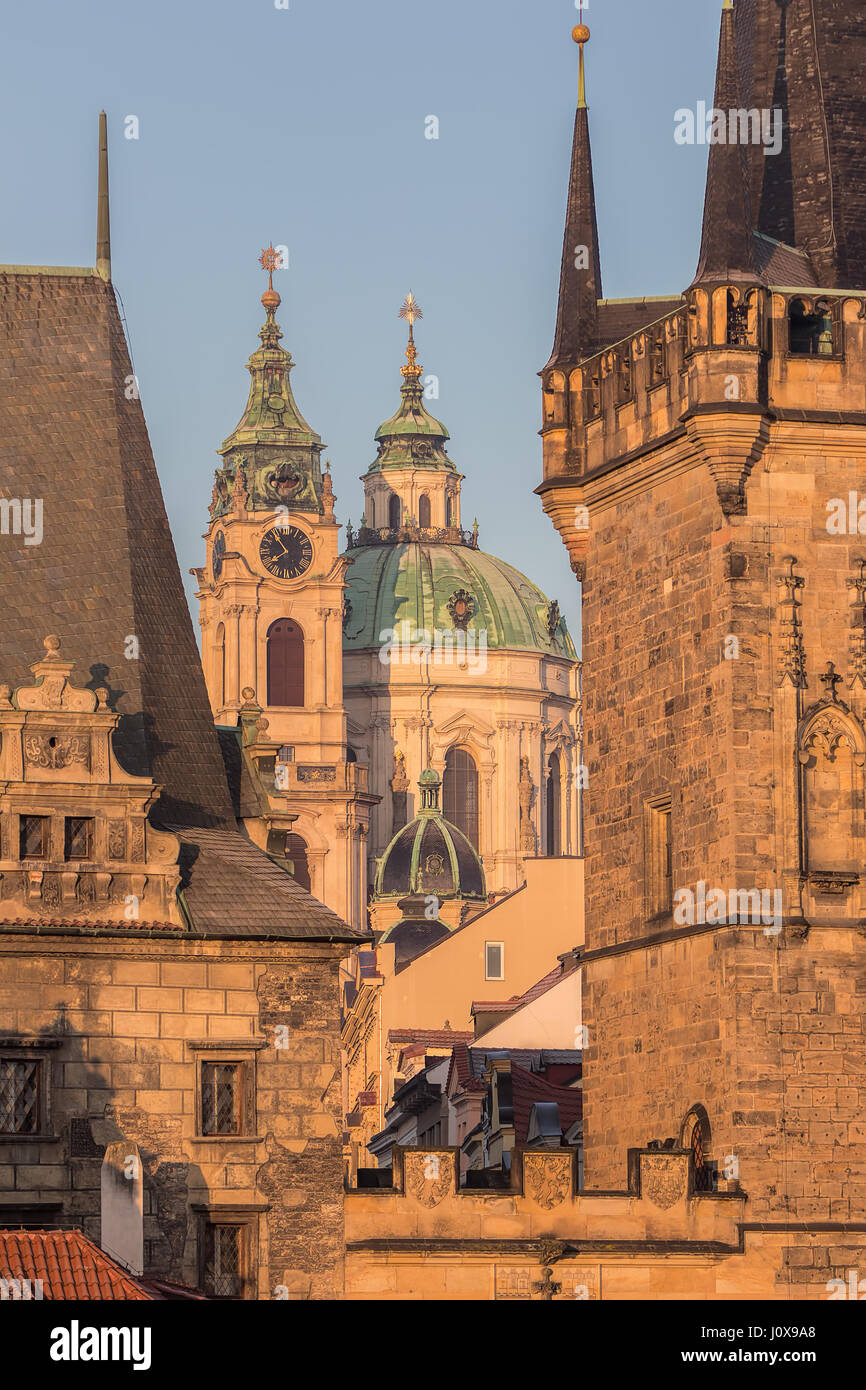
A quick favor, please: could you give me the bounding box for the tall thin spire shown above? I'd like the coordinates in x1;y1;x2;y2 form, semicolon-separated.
692;0;758;284
96;111;111;282
545;24;602;371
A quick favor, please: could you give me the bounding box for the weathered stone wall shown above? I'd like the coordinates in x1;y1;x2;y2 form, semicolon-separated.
0;935;345;1299
344;1147;866;1300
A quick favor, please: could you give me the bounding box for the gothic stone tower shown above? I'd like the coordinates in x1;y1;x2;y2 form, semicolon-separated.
196;252;373;929
538;3;866;1287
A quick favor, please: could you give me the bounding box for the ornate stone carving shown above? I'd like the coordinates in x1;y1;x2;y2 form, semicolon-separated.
107;821;126;860
849;558;866;691
297;766;336;783
777;557;807;688
403;1151;452;1207
642;1153;686;1209
522;1152;572;1209
545;599;562;642
24;734;90;770
519;756;536;854
446;589;475;630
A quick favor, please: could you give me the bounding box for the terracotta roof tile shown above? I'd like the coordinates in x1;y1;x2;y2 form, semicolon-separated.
0;1229;155;1300
387;1028;473;1045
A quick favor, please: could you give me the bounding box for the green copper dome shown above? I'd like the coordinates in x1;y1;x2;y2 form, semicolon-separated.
342;541;576;658
374;771;486;909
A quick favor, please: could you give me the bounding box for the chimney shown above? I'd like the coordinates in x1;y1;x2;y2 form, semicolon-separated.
100;1141;144;1276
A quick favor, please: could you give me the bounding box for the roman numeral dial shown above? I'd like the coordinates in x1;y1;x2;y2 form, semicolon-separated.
259;525;313;580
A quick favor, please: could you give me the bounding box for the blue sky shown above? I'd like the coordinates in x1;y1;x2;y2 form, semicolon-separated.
0;0;726;650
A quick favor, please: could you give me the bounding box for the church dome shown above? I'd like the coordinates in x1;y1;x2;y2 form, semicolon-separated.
374;771;486;904
342;540;576;658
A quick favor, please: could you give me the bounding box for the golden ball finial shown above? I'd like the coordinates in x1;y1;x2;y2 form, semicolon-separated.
572;23;590;44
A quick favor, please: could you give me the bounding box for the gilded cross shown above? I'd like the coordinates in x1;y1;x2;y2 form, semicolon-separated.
259;244;281;292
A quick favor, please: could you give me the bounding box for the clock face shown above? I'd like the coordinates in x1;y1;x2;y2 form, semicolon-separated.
259;525;313;580
212;530;226;581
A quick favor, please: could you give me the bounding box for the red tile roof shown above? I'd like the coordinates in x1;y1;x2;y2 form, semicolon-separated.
510;1062;583;1145
471;963;568;1020
0;1230;155;1300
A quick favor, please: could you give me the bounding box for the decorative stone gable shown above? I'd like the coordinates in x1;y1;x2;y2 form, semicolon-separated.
0;636;183;928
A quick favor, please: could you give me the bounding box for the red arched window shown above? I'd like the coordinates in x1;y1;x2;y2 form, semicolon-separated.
443;748;479;849
267;619;304;707
419;494;431;528
388;494;401;530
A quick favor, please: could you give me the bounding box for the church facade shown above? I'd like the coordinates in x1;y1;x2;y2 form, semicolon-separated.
197;284;582;925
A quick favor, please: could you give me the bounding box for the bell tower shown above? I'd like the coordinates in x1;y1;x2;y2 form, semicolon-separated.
196;248;374;927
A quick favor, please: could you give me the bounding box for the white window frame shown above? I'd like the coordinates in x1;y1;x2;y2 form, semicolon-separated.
484;941;505;982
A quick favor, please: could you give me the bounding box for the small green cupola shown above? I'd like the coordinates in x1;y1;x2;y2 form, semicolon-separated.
358;296;465;535
369;295;455;474
373;770;486;920
209;246;326;520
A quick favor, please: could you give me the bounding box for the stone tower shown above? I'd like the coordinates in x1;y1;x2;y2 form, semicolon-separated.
196;254;373;928
538;0;866;1282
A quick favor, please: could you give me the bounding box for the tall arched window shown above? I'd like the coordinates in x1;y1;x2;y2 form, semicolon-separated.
419;494;431;529
546;752;561;856
388;494;401;530
443;748;479;849
681;1105;712;1192
267;619;304;707
215;623;226;708
446;495;455;527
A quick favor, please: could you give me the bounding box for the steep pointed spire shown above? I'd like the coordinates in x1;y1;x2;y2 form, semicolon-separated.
545;23;602;371
96;111;111;281
692;0;758;285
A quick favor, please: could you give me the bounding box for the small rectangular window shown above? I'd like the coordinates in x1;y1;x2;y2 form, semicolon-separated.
646;798;673;919
19;816;49;860
64;817;94;861
200;1062;243;1136
202;1222;245;1299
484;942;504;981
0;1058;42;1135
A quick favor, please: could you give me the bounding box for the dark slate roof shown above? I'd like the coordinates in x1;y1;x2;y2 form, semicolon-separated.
176;826;362;940
753;233;818;288
740;0;866;290
216;726;264;820
595;298;684;353
0;270;364;943
0;271;233;829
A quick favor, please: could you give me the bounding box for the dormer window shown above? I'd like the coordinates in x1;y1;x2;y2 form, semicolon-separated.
19;816;49;860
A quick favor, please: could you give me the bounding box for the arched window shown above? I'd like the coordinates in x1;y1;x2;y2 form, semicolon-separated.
388;494;401;530
799;705;866;873
546;752;561;856
446;495;456;527
418;494;431;529
682;1106;713;1193
267;619;304;707
443;748;479;849
789;297;835;356
214;623;226;708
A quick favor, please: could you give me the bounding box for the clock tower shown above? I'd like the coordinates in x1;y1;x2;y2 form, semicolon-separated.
196;249;374;927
